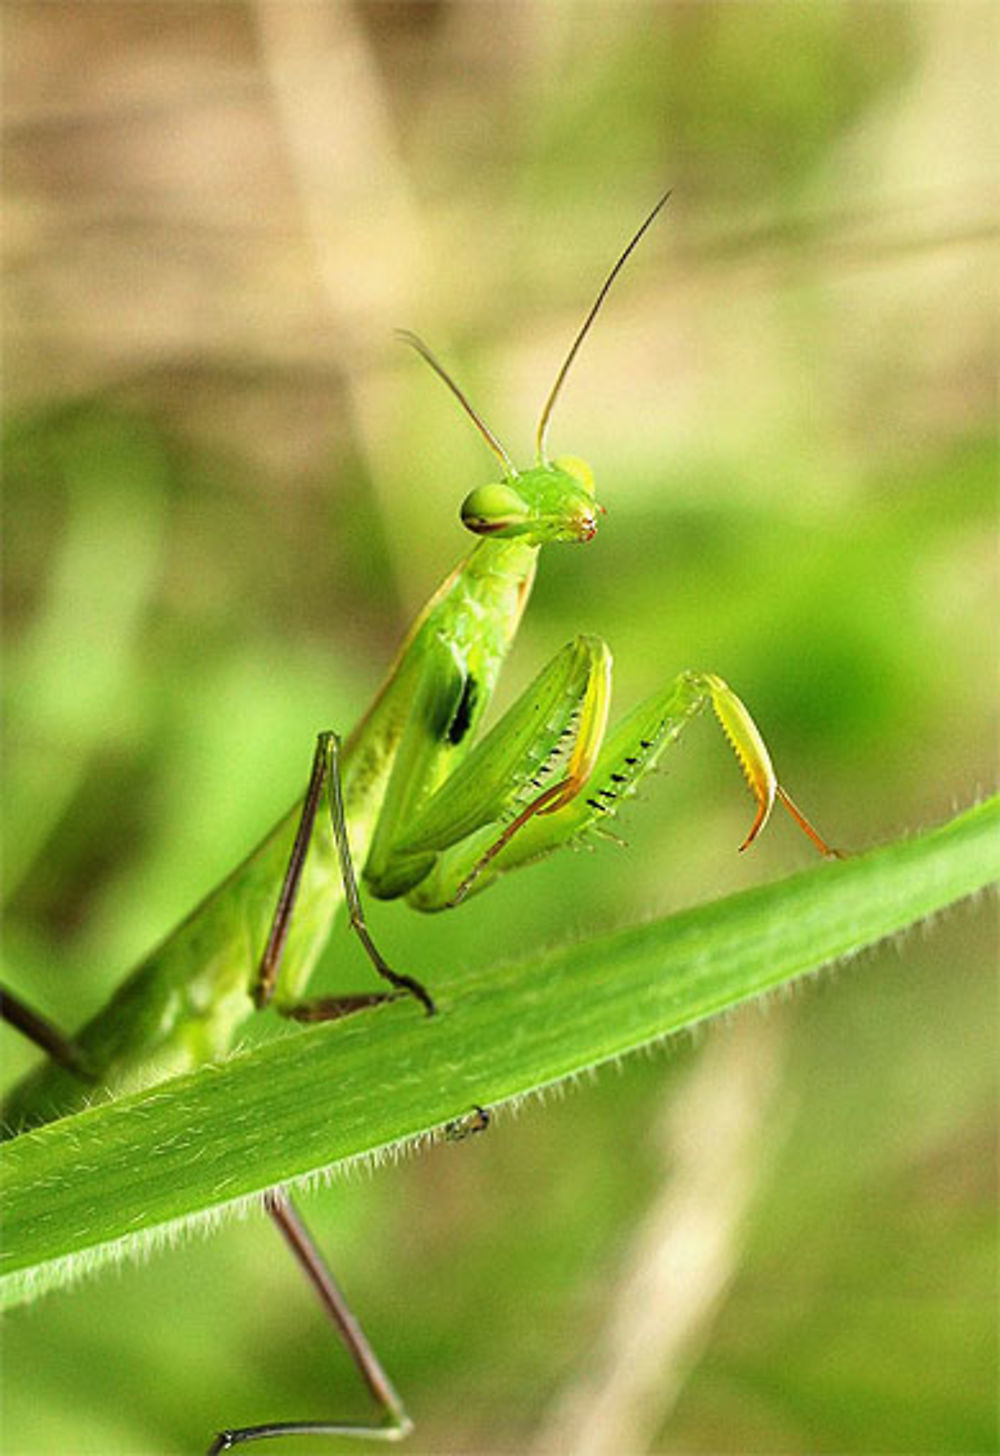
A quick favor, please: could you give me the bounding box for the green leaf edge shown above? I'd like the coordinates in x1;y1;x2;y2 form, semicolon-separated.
2;796;997;1309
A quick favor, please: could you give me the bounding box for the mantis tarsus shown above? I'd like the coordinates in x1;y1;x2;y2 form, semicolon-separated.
2;194;836;1452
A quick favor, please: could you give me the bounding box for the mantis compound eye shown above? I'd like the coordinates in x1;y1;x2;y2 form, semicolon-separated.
460;482;530;536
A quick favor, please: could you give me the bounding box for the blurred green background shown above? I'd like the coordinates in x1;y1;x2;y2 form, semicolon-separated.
3;4;996;1453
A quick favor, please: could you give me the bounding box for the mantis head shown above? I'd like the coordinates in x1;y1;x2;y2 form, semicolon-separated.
460;457;601;544
399;191;669;551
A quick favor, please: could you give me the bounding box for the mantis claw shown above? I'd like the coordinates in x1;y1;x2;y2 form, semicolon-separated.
737;794;771;853
703;674;837;857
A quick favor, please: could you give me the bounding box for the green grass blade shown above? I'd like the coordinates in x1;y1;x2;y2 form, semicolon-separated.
2;797;996;1309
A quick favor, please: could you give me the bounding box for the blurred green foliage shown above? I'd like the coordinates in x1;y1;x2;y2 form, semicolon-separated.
3;3;995;1453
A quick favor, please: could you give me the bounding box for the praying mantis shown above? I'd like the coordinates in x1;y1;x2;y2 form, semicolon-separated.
2;195;836;1452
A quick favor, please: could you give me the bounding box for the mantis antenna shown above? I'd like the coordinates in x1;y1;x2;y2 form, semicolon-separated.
396;328;518;478
535;190;672;464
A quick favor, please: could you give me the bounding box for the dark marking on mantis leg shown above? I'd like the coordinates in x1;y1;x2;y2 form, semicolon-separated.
447;674;478;746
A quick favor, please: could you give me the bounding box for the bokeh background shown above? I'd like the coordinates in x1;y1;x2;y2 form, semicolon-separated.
3;4;996;1453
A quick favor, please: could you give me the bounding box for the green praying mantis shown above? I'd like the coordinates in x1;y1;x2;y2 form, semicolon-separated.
2;195;836;1452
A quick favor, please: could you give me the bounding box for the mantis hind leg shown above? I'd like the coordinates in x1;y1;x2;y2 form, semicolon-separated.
208;1191;411;1452
254;732;434;1020
0;984;97;1081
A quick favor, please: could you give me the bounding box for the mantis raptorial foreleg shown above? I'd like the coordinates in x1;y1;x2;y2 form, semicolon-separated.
409;664;837;910
368;635;611;899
